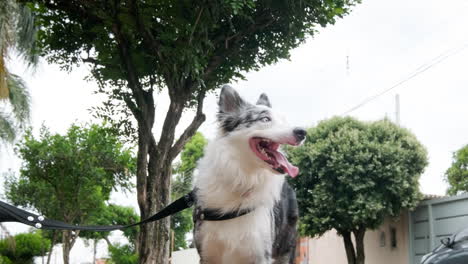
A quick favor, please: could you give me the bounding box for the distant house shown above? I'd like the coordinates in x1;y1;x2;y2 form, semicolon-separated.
299;193;468;264
299;211;411;264
94;259;108;264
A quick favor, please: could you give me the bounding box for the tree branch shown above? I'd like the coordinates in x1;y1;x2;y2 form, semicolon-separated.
203;15;276;81
189;7;204;45
156;99;184;161
111;23;144;104
169;90;206;159
81;57;120;71
128;0;162;60
111;12;157;149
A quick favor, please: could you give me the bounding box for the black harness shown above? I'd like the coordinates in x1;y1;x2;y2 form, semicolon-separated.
0;190;254;231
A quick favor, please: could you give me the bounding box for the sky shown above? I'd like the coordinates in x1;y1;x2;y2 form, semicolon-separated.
1;0;468;262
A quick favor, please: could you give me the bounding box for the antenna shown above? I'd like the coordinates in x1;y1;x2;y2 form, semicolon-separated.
395;94;400;125
346;49;350;75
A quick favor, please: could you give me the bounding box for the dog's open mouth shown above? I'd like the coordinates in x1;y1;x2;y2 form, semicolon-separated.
249;137;299;177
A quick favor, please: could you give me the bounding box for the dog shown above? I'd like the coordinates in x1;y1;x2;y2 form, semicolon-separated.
192;85;306;264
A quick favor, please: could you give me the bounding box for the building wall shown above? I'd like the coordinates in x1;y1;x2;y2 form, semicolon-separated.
409;193;468;264
171;248;200;264
295;237;310;264
306;211;410;264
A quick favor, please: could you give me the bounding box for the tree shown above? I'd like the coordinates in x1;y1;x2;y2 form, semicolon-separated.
21;1;361;262
171;132;206;250
0;0;37;142
286;117;428;264
80;204;140;264
0;231;50;264
4;124;135;264
445;144;468;195
108;244;138;264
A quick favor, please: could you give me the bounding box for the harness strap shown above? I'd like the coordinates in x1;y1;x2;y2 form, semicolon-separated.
195;207;254;221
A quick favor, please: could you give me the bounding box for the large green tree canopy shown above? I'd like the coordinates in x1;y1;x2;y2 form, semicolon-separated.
26;0;358;91
287;117;428;264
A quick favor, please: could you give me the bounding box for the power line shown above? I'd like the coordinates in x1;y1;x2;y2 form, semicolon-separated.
341;42;468;116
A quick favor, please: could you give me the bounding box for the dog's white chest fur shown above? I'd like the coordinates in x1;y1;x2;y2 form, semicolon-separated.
193;139;285;263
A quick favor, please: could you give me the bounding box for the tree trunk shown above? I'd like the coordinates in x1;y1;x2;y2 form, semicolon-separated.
138;161;172;264
62;230;72;264
342;231;356;264
113;11;205;262
134;90;193;264
46;231;57;264
104;237;113;248
353;228;366;264
93;239;97;264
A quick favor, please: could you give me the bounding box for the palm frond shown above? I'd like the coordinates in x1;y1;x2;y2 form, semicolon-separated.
15;4;39;69
7;71;30;124
0;0;16;99
0;0;16;52
0;111;16;143
0;55;7;99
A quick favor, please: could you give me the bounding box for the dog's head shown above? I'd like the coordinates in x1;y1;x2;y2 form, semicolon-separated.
216;85;306;177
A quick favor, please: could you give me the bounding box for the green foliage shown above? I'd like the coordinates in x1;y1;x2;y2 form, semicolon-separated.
6;123;135;219
0;231;50;264
0;256;12;264
80;204;140;246
0;71;31;143
4;123;135;261
173;132;207;195
22;0;362;134
108;244;138;264
0;0;37;143
287;117;428;237
171;132;206;250
445;144;468;195
26;0;359;90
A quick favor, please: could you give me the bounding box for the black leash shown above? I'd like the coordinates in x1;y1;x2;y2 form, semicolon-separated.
0;190;254;231
0;191;195;231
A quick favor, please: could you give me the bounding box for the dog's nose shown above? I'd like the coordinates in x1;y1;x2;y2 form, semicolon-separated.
293;128;307;142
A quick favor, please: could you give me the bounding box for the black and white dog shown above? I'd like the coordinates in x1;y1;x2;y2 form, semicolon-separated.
193;85;306;264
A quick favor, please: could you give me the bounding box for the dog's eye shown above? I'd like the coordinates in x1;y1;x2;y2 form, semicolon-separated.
260;117;271;123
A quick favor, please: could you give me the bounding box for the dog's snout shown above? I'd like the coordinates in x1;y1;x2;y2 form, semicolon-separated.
293;128;307;142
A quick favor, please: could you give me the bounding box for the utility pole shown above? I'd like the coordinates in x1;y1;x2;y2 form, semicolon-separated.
395;94;400;125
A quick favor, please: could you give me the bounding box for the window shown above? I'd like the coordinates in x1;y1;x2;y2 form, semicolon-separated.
390;227;397;248
380;231;386;247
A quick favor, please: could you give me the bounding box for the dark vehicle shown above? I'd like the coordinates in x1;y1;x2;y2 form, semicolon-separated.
421;227;468;264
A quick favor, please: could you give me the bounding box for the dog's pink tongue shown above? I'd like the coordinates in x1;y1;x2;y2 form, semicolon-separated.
272;151;299;178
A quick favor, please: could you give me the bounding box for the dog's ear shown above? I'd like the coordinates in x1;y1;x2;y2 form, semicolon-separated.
218;85;246;113
256;93;271;108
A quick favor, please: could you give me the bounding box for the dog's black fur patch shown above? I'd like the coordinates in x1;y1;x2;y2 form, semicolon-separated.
272;182;299;263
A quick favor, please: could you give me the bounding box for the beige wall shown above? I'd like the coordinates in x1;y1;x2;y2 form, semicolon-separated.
306;211;410;264
172;248;200;264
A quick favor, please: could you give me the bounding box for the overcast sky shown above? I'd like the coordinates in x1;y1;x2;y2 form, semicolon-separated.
1;0;468;261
